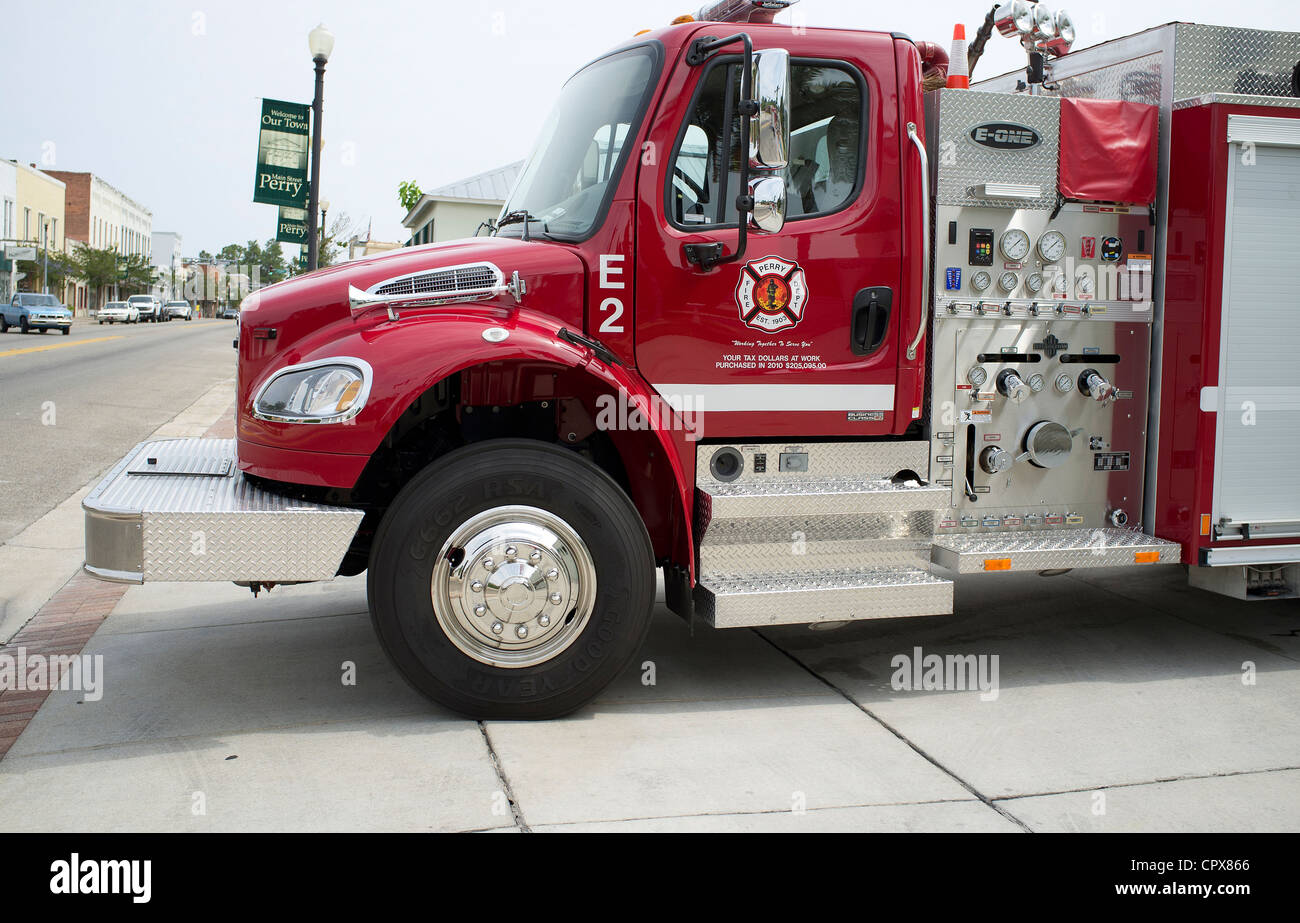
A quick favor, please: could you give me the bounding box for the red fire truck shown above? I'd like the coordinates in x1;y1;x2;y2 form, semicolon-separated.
84;1;1300;718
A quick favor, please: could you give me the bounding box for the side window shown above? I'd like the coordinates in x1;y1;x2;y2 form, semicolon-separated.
668;60;864;228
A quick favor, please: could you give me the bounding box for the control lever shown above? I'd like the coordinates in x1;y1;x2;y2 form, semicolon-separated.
997;369;1030;404
1079;368;1117;405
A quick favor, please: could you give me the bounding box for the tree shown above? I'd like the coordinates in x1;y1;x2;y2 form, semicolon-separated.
398;180;423;212
119;253;156;294
316;211;359;269
15;250;80;295
70;245;121;308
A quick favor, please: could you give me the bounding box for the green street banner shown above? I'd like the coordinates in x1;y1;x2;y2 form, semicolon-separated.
253;99;309;207
276;206;307;245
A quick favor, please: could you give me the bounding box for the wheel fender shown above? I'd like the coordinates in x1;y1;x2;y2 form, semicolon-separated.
239;307;696;573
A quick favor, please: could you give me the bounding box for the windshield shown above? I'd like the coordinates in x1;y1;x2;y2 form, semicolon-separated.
496;44;658;241
24;294;60;307
128;296;151;304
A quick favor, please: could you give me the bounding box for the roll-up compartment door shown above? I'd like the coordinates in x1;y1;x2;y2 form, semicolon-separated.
1213;115;1300;536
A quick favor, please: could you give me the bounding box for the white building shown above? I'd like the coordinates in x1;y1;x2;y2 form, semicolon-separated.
151;231;183;300
0;160;16;301
47;170;153;309
401;161;522;246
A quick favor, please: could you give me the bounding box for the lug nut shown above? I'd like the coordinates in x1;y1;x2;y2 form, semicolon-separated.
529;550;542;563
482;557;495;571
516;625;528;639
505;546;517;560
545;568;559;581
549;592;562;605
470;580;483;592
473;604;486;616
538;614;550;628
491;621;503;634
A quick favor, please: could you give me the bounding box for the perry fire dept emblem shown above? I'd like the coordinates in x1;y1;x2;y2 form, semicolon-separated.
735;256;809;333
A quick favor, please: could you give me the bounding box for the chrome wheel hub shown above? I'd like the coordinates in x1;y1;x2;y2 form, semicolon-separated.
431;505;596;668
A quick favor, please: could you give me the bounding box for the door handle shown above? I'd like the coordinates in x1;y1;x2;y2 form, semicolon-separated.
851;286;892;356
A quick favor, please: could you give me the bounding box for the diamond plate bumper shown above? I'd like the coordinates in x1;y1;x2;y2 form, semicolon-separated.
694;568;953;628
930;528;1181;574
83;439;364;584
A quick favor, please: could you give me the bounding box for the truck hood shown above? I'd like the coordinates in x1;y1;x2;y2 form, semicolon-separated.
238;236;588;393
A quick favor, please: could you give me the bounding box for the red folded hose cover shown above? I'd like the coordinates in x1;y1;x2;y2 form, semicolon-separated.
1058;97;1158;204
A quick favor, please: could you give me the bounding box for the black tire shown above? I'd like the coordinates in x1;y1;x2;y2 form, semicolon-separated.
0;316;8;333
61;327;69;335
20;318;30;334
367;439;656;720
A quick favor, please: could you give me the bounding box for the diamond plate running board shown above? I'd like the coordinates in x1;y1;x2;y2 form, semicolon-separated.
700;477;949;520
694;567;953;628
930;528;1181;574
84;439;364;584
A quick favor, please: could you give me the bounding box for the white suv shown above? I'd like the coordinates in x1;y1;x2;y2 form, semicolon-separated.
164;300;194;321
127;294;161;323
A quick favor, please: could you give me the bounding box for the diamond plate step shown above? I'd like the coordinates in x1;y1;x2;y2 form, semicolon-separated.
930;527;1181;574
85;439;364;584
700;477;948;520
693;567;954;628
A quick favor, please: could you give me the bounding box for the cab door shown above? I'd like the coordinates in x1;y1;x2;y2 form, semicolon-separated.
634;29;909;440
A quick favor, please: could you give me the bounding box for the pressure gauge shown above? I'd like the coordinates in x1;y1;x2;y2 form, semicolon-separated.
1076;272;1095;295
1028;373;1046;393
1037;229;1067;262
998;271;1019;294
967;365;989;387
1052;273;1069;294
1025;272;1045;294
1054;372;1075;394
999;228;1031;261
970;270;992;293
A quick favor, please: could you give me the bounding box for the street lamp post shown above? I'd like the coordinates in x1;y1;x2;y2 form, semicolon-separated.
305;23;334;273
41;219;49;294
319;198;330;262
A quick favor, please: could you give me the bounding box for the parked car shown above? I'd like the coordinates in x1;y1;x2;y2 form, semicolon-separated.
163;300;194;321
127;294;162;323
219;305;239;319
1;292;73;335
98;301;140;324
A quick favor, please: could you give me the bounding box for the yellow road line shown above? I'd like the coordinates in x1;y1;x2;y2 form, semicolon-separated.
0;335;125;359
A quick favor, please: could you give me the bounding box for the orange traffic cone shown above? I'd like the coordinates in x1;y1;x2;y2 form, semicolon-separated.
946;24;969;88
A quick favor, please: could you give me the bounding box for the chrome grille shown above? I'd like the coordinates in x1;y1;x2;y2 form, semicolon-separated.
373;263;500;298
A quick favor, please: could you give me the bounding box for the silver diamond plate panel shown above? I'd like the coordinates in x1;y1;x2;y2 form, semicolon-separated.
1053;52;1164;105
700;478;948;519
1172;24;1300;101
694;440;930;484
698;510;936;575
930;527;1181;573
926;89;1060;210
1175;93;1300;110
127;442;234;477
85;439;363;583
694;567;953;628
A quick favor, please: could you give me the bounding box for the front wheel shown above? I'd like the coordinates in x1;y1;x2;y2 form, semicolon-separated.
20;317;30;334
62;327;70;335
368;440;656;720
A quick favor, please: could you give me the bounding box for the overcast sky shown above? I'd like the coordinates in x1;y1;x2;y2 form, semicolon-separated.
5;0;1297;256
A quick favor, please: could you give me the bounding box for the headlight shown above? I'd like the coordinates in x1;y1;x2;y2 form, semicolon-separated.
252;358;373;423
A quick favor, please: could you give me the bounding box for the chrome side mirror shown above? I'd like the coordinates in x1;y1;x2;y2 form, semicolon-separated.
748;176;787;233
750;49;791;170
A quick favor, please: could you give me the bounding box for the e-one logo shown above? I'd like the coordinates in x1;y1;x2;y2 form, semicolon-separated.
968;122;1041;151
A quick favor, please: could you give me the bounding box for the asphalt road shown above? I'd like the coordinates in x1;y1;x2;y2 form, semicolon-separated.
0;316;237;543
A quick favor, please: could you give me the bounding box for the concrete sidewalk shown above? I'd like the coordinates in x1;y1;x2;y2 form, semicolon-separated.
1;556;1297;831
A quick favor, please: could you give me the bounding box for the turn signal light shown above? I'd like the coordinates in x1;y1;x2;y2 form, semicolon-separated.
983;558;1012;571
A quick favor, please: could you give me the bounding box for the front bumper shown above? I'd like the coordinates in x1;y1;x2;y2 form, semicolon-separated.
84;438;364;584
